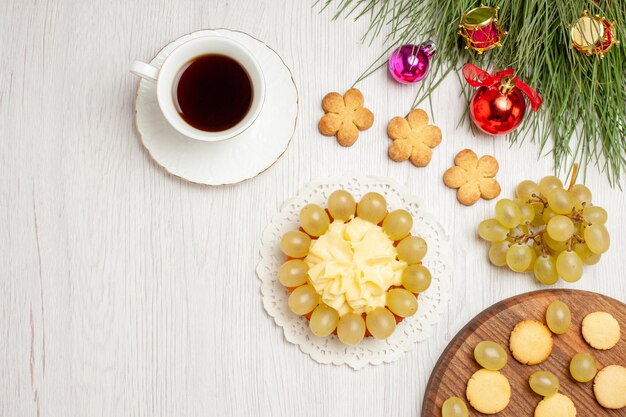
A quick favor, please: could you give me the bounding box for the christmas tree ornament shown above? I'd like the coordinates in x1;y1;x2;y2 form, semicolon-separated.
570;11;618;57
458;5;506;53
462;63;542;136
388;42;436;84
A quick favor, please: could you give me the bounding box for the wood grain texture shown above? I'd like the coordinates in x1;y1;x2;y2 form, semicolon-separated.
422;289;626;416
0;1;625;416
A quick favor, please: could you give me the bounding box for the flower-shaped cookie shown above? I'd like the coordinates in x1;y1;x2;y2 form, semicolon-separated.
443;149;501;206
387;109;442;167
319;88;374;147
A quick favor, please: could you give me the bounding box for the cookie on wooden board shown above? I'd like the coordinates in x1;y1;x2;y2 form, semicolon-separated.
509;320;553;365
582;311;621;350
534;393;577;417
593;365;626;409
466;369;511;414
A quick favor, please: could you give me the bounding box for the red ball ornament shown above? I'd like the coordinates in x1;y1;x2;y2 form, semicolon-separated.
462;63;542;136
469;76;526;135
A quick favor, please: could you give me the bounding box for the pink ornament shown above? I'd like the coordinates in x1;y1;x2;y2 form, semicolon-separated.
388;42;436;84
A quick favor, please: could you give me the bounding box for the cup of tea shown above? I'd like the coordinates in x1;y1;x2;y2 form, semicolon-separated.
131;36;265;142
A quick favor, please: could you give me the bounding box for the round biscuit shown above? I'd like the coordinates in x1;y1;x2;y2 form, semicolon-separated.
582;311;620;350
466;369;511;414
509;320;553;365
593;365;626;409
534;393;577;417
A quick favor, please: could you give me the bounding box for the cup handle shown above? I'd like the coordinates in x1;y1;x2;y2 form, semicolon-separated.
130;61;159;82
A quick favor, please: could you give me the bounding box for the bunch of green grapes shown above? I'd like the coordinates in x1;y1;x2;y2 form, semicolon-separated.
478;176;609;284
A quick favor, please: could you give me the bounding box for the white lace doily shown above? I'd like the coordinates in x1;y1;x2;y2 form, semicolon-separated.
257;175;451;369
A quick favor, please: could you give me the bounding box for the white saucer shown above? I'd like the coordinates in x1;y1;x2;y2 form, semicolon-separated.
134;29;299;185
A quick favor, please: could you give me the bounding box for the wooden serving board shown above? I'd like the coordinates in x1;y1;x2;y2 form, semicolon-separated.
422;289;626;416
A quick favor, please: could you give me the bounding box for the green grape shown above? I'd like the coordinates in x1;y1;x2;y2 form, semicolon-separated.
336;313;366;345
495;199;523;228
516;180;540;201
547;188;574;214
556;251;583;282
570;352;597;382
506;243;534;272
529;371;560;396
299;204;330;237
530;203;545;226
357;192;387;224
441;397;469;417
365;307;396;339
539;175;564;197
546;215;575;242
573;243;601;265
569;184;592;209
309;304;339;337
542;207;557;224
515;200;535;223
401;264;431;293
382;209;413;240
386;289;418;317
526;250;538;272
534;255;559;285
584;223;610;254
478;219;509;242
489;241;510;267
546;300;571;334
287;284;319;315
473;341;508;370
396;236;427;264
582;206;607;225
543;233;567;252
327;190;356;221
280;231;311;258
278;259;309;287
508;226;526;239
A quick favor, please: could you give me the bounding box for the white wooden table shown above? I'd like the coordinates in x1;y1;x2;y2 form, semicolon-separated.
2;1;624;416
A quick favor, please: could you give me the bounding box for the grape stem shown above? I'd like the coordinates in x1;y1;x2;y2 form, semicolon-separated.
528;194;547;206
534;235;549;257
566;236;579;251
568;209;586;225
500;169;593;262
568;164;580;191
509;223;584;257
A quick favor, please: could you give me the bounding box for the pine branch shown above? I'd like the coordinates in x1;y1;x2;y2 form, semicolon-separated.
320;0;626;185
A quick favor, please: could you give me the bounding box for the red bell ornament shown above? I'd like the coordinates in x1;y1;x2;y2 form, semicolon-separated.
462;63;542;136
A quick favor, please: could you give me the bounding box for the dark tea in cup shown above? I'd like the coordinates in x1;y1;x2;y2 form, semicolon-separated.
173;54;253;132
131;35;265;142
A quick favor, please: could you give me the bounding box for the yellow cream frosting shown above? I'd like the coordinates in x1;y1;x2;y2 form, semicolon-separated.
304;217;407;316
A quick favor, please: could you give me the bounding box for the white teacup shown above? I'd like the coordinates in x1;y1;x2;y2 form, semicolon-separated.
131;36;265;142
